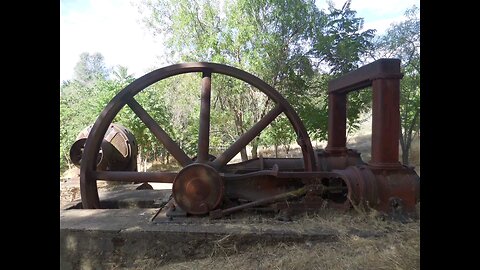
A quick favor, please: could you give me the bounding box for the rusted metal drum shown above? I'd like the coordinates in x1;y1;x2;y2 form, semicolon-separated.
334;165;378;209
70;123;137;171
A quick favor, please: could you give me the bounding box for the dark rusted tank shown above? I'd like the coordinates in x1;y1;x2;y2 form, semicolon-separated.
70;123;137;171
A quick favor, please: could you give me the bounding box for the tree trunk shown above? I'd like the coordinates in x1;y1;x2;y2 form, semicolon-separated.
233;111;249;161
284;144;290;155
240;148;248;161
138;146;143;171
65;153;72;170
274;144;278;158
251;137;259;159
399;130;409;165
400;108;420;166
400;129;414;166
401;145;409;165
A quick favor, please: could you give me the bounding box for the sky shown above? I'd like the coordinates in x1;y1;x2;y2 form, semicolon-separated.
60;0;420;83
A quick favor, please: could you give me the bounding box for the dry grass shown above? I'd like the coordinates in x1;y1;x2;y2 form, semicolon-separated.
125;210;420;270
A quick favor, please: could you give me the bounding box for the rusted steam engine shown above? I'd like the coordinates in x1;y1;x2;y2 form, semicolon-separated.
75;59;420;219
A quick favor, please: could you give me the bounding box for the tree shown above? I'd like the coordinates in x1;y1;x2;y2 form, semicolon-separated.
60;63;134;173
61;53;202;173
88;69;180;171
261;115;297;157
112;65;135;83
312;0;376;137
138;0;377;161
73;52;109;86
373;6;420;165
60;80;103;173
313;0;375;74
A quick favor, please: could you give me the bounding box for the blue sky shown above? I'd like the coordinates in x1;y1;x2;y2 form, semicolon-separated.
60;0;420;83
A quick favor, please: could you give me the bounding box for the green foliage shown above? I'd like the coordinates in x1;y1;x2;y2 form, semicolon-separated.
261;115;297;156
313;0;376;75
60;1;382;173
312;0;376;135
73;52;109;86
60;59;172;173
138;0;376;158
60;80;105;172
155;74;201;156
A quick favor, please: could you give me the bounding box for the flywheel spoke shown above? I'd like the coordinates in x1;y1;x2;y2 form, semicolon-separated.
127;98;192;167
212;104;283;169
197;71;212;163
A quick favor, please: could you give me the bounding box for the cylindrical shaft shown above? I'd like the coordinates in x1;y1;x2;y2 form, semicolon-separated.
370;78;401;167
218;186;307;217
198;71;212;163
326;93;347;154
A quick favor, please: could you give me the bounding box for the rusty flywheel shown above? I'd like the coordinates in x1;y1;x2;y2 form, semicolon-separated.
79;62;316;213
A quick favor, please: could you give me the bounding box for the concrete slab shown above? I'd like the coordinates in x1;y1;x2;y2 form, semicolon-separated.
150;182;172;190
63;185;171;209
60;189;339;269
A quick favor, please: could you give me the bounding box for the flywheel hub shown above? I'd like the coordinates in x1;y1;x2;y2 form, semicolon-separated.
172;163;224;215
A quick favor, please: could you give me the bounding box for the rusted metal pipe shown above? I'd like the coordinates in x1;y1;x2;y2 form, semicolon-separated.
370;78;401;168
209;186;307;219
325;93;347;155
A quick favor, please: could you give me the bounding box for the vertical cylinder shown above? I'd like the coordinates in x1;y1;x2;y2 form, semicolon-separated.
326;93;347;154
198;71;212;163
370;78;401;167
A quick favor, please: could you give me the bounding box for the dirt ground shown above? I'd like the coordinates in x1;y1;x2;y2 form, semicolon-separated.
60;118;420;269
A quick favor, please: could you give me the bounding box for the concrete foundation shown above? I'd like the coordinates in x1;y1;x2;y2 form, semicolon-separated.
60;186;339;269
